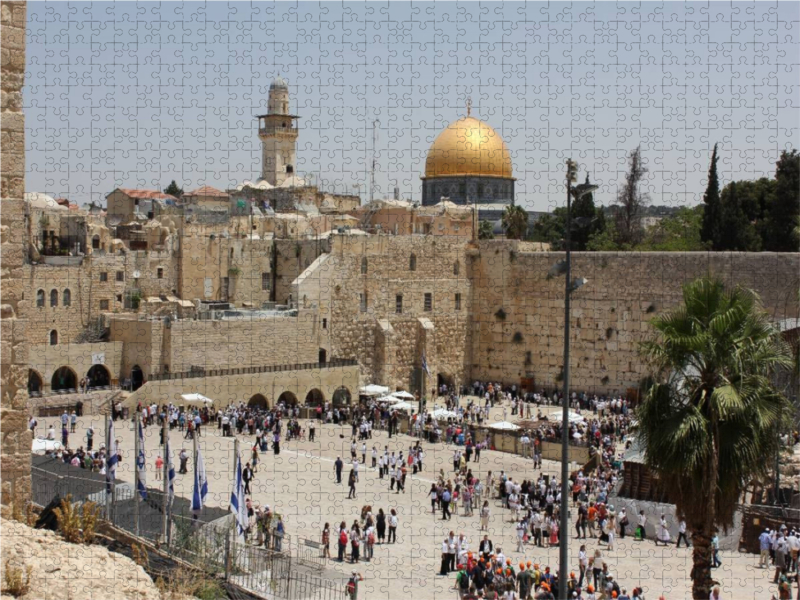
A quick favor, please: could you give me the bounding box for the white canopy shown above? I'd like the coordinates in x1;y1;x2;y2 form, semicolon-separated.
547;410;586;424
389;401;416;411
390;390;415;400
431;408;458;419
360;384;390;396
181;393;215;405
32;438;62;454
488;421;521;431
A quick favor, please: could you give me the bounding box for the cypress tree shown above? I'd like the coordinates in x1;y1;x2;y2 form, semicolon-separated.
701;144;721;249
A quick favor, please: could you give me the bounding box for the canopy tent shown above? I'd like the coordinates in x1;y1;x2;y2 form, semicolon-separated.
488;421;521;431
376;396;401;403
32;438;62;454
390;390;415;400
431;408;458;420
360;384;390;397
388;401;416;411
547;410;586;424
180;393;215;405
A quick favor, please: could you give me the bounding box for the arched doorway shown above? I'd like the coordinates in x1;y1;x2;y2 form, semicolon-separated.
87;364;111;389
277;391;298;407
332;387;352;408
51;366;77;392
305;388;325;407
130;365;144;391
318;348;327;363
248;394;268;410
28;370;43;395
437;373;454;393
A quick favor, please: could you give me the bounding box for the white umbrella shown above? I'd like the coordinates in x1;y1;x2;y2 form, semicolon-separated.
390;391;415;400
389;401;415;411
181;393;215;405
431;408;458;419
376;396;400;403
32;438;62;454
360;384;389;396
548;410;585;424
488;421;521;431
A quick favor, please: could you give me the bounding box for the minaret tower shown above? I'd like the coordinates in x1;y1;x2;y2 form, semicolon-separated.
257;77;299;186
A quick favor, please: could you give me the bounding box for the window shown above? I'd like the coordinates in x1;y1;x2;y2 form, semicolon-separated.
262;272;271;291
409;253;416;271
359;293;367;313
322;318;327;330
361;256;368;274
99;272;108;282
116;271;124;282
396;294;403;314
49;330;58;345
453;261;460;276
92;235;100;250
157;268;164;279
36;290;44;307
455;293;462;311
424;293;432;312
99;300;109;310
50;289;58;307
63;289;71;307
116;294;122;302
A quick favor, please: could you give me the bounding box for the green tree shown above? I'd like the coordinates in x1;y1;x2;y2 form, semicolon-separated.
164;180;184;198
764;149;800;251
477;220;495;240
571;175;606;250
637;279;792;600
701;144;721;249
502;204;529;240
530;210;565;248
613;146;649;247
586;220;621;251
718;182;761;251
639;206;707;251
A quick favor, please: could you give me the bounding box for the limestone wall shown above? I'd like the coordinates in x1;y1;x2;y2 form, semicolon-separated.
1;0;30;510
28;342;123;392
470;245;800;394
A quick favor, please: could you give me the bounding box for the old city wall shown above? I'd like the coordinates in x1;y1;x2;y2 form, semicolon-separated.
303;234;471;392
1;0;30;509
273;238;329;305
470;244;800;394
28;342;123;391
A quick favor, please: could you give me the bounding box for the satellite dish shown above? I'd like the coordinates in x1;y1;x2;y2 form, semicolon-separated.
132;270;141;279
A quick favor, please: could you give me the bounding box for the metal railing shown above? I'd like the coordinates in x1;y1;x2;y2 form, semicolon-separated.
148;359;358;382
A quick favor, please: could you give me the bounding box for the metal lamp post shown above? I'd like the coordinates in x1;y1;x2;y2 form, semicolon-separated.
556;159;597;599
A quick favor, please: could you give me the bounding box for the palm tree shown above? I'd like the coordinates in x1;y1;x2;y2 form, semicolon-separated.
502;205;528;240
637;278;792;599
477;220;495;240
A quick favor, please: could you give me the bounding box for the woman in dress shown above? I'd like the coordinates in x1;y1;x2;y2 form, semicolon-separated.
480;501;491;531
376;508;386;543
430;484;438;514
657;514;671;546
322;523;331;559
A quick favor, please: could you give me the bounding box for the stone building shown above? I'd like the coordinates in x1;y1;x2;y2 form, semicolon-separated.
258;76;299;187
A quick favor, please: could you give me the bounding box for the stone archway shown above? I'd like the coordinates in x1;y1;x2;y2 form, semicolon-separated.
305;388;325;407
332;386;352;408
28;369;43;395
248;394;268;410
87;364;111;388
51;366;77;392
277;391;298;407
131;365;144;391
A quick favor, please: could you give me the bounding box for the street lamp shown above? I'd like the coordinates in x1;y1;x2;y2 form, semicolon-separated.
553;159;597;599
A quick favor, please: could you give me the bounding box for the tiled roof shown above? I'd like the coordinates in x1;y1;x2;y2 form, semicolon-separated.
114;188;178;201
186;185;228;197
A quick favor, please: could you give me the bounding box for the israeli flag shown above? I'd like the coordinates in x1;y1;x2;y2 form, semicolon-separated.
106;418;119;495
191;446;208;513
229;452;247;538
422;350;431;376
166;433;176;504
136;419;147;500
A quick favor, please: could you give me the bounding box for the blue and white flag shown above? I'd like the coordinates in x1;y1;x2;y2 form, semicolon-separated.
421;350;431;376
106;418;119;495
136;418;147;500
229;451;247;538
165;432;176;504
191;446;208;513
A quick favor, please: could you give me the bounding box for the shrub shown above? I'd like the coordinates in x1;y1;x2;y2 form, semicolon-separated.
2;561;32;597
53;495;101;544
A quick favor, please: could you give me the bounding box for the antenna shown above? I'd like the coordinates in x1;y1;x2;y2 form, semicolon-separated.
466;97;472;117
370;119;380;204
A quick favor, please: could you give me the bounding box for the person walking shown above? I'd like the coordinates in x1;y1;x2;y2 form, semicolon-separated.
348;469;357;499
480;501;491;531
442;488;452;520
388;509;398;543
345;571;363;600
70;411;77;433
338;522;348;562
322;523;331;559
155;455;164;480
335;456;343;484
350;523;361;563
243;462;253;495
676;519;690;548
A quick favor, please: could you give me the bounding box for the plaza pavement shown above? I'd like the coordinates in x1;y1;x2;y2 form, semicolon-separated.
54;409;776;600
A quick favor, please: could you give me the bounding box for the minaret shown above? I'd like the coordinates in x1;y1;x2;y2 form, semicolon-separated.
257;77;299;186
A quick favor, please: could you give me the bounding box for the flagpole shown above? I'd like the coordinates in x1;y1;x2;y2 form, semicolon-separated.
161;416;168;545
193;425;199;525
105;414;111;521
134;410;140;537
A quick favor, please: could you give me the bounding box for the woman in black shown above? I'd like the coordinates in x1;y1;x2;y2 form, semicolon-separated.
376;508;386;543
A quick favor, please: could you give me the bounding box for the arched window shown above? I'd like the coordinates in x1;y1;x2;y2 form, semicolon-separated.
50;289;58;307
36;289;45;307
361;256;368;274
453;261;460;276
409;253;416;271
63;289;71;306
49;330;58;345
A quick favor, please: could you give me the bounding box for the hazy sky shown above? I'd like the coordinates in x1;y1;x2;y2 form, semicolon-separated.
24;1;799;211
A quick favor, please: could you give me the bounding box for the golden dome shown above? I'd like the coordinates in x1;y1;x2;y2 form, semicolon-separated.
424;116;513;179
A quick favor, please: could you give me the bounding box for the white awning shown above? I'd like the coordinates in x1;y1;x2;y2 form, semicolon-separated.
32;438;63;454
391;391;415;399
180;393;215;405
488;421;521;431
388;401;417;411
431;408;458;419
547;410;586;424
360;384;389;396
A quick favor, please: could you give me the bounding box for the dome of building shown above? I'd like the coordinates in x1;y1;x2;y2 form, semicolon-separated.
424;116;513;179
270;76;288;89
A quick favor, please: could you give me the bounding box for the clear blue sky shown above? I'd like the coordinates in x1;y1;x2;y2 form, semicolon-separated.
24;1;799;211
